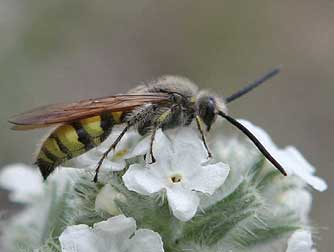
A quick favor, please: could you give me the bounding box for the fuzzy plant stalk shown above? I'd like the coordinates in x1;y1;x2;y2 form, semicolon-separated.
0;119;327;252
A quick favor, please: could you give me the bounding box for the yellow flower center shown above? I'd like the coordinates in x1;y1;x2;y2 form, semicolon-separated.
170;174;182;183
112;148;129;160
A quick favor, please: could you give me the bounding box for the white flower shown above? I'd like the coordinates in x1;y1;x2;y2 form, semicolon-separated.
123;128;230;221
0;163;43;203
0;163;85;204
70;128;144;172
59;215;164;252
278;189;312;223
286;230;316;252
237;119;327;191
95;183;126;216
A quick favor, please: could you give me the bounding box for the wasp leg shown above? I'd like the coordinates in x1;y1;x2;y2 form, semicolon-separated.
93;124;131;183
146;105;178;164
147;125;158;164
195;116;212;159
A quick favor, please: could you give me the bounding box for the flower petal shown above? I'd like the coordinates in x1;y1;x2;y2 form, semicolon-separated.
170;127;208;160
59;215;136;252
0;163;43;203
286;230;315;252
68;149;113;172
278;147;327;192
132;129;173;160
110;160;127;171
130;132;156;158
60;224;102;252
186;162;230;195
126;229;164;252
172;149;206;177
94;215;136;238
68;129;142;172
237;119;327;191
237;119;277;153
166;185;200;221
123;164;165;195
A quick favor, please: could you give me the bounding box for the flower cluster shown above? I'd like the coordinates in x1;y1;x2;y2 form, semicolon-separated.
0;120;326;252
59;215;164;252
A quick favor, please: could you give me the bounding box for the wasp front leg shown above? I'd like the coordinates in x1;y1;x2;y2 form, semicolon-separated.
195;116;212;159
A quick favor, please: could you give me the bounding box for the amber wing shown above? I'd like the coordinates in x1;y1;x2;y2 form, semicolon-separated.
9;94;169;130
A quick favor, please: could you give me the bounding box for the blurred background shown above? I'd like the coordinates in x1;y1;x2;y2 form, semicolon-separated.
0;0;333;250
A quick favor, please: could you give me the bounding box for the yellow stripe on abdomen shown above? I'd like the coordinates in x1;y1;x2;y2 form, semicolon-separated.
111;112;123;124
55;125;86;156
43;137;66;159
80;115;103;145
35;112;125;180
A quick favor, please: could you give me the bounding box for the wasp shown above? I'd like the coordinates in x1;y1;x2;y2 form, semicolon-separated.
9;67;287;182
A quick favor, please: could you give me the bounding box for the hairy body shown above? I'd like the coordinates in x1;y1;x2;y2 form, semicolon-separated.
34;76;226;180
10;68;287;181
128;76;200;133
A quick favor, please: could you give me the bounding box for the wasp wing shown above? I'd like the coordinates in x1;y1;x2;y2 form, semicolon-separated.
9;94;169;130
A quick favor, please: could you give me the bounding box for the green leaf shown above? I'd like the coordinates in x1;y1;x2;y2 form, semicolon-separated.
182;182;262;246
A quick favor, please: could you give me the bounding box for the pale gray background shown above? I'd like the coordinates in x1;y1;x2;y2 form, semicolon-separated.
0;1;333;251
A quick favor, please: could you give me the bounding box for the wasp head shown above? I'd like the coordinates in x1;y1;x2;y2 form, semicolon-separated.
196;93;227;131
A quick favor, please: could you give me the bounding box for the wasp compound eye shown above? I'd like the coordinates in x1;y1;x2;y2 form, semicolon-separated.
197;96;216;131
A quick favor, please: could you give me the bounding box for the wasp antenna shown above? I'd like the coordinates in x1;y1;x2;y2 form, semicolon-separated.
225;66;282;104
218;111;287;176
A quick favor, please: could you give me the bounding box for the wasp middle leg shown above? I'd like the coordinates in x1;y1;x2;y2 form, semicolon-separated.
195;115;212;158
146;104;180;164
147;124;158;164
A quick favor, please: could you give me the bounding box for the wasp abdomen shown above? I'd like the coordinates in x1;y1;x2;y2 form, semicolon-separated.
35;112;124;179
